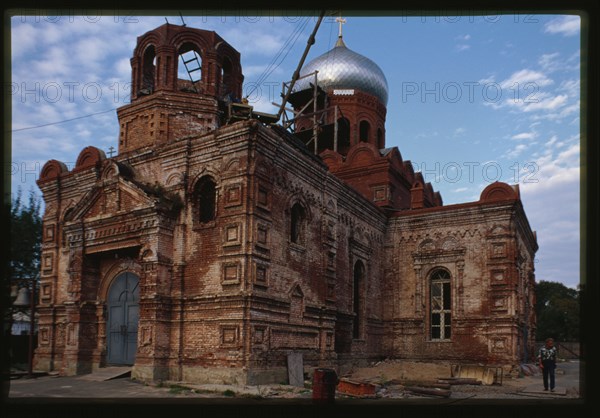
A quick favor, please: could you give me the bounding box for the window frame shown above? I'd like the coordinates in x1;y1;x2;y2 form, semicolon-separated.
430;268;452;341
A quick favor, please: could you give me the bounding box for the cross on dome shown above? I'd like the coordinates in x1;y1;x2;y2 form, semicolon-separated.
336;16;346;38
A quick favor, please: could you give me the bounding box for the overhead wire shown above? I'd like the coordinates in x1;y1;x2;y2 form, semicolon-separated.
255;16;309;85
245;16;311;99
9;107;118;133
10;15;325;132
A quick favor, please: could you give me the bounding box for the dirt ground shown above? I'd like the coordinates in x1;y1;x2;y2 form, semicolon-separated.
338;359;581;400
171;359;580;400
9;359;580;401
345;359;456;383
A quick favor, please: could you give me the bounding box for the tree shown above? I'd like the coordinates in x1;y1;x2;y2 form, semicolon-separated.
10;188;42;283
535;280;580;342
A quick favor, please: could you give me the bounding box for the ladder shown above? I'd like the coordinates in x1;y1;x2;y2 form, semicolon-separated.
180;51;202;92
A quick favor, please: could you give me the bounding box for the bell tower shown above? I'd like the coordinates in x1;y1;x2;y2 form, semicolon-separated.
117;23;244;154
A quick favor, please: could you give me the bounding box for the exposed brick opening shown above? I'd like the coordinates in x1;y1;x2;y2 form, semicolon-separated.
194;176;216;223
141;45;156;93
221;56;233;96
178;42;202;85
290;203;305;244
377;128;384;149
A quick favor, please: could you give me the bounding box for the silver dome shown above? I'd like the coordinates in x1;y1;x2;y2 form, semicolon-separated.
295;39;389;105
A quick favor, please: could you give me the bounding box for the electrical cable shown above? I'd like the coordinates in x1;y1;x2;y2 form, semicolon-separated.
9;107;117;133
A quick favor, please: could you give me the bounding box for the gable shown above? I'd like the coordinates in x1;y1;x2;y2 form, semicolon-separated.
67;178;157;221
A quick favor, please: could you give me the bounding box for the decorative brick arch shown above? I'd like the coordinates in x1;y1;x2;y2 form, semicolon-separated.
98;258;143;303
188;168;220;196
480;182;520;202
285;193;313;222
39;159;69;182
75;146;105;171
345;142;379;167
132;33;161;61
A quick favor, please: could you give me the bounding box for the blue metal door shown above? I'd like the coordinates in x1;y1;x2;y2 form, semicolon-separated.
107;272;139;365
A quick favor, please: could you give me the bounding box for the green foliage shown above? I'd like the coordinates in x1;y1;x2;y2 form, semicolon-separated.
222;389;236;397
168;384;191;394
535;280;580;342
10;188;42;282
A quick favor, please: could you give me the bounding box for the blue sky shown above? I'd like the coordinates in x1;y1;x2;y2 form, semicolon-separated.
9;12;581;289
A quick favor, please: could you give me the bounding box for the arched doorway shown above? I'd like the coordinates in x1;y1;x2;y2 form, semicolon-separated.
107;272;139;365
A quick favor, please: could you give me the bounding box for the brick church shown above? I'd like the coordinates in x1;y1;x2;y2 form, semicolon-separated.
35;23;538;384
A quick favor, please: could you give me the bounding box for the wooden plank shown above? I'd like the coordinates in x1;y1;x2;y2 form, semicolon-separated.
287;352;304;387
405;386;451;398
437;377;481;385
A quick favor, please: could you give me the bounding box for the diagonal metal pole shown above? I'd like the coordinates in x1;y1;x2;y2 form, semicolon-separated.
276;10;326;121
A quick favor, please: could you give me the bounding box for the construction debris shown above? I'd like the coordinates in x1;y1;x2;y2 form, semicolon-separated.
387;379;451;390
404;386;451;398
438;377;482;385
452;364;503;385
337;378;379;397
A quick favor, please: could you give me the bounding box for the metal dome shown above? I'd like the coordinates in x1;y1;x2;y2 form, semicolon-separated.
295;38;389;105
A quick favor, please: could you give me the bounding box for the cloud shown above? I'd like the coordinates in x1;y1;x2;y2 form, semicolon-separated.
520;94;568;112
454;34;471;52
538;52;561;72
511;132;538;140
529;99;580;122
544;15;581;37
559;79;580;97
453;127;466;136
221;26;290;57
519;139;580;288
538;51;580;73
545;135;559;148
505;143;528;158
499;69;554;89
114;58;132;80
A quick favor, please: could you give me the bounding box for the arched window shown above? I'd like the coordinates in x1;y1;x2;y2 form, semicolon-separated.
195;177;216;223
221;56;233;95
377;128;384;149
177;42;202;83
337;117;351;153
353;260;365;339
290;203;305;244
359;120;370;142
141;45;156;92
430;269;451;340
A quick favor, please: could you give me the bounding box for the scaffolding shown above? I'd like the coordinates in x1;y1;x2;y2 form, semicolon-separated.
276;70;346;154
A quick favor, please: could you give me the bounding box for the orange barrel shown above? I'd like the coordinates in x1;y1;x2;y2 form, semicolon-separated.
312;368;337;402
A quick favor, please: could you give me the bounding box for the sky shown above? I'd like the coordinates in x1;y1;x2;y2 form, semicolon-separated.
8;11;582;289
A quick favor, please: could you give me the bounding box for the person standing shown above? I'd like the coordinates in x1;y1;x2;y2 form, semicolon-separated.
538;337;558;392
